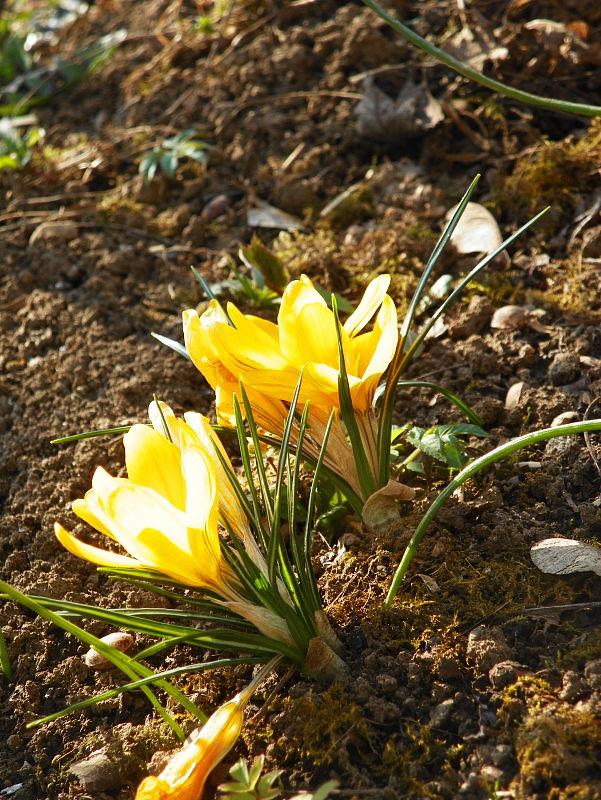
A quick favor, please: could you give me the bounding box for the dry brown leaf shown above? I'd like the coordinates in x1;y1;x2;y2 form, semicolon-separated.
247;199;304;230
447;201;502;256
444;26;508;71
362;479;415;534
356;76;443;143
491;305;529;330
530;537;601;577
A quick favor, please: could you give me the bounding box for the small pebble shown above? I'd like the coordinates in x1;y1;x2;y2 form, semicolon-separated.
550;410;579;427
505;381;525;410
480;765;503;783
585;659;601;689
201;193;229;221
69;750;121;792
467;626;513;673
490;744;513;767
548;352;581;386
489;661;521;689
491;305;529;330
84;632;134;669
430;698;454;727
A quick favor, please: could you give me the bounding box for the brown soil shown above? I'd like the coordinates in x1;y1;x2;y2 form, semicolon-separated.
2;1;601;799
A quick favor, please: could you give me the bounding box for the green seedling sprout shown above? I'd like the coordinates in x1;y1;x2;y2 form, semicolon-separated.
139;129;211;181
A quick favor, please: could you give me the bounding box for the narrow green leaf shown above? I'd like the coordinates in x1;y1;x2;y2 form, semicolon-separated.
0;628;12;682
29;657;261;728
303;409;335;611
50;426;130;444
190;266;235;325
377;176;480;485
151;332;191;361
238;384;274;519
232;393;269;541
0;581;188;737
269;376;303;591
362;0;601;118
376;379;483;427
399;206;549;374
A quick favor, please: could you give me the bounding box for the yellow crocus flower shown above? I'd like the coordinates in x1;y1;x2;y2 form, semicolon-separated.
183;274;398;417
55;405;300;646
55;420;231;592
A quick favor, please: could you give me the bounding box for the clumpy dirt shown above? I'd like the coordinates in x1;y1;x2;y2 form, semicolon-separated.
2;1;601;798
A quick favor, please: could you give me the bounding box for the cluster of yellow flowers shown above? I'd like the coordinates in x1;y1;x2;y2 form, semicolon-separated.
184;274;398;500
56;274;401;798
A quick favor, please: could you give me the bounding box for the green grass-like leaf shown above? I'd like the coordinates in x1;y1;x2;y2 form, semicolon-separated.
385;418;601;607
362;0;601;118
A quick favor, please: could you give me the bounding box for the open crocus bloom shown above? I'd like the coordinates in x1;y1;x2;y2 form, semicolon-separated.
183;275;398;500
55;404;299;645
183;274;398;417
55;417;232;591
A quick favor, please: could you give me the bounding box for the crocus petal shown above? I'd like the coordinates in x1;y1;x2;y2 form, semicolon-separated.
54;523;142;570
228;305;280;344
183;303;233;389
277;276;328;366
180;445;222;572
148;401;184;448
124;425;186;511
279;274;325;318
71;496;116;540
184;412;251;533
213;308;290;374
343;274;391;337
357;294;398;379
302;361;354;406
283;303;346;372
103;485;196;569
91;465;127;495
71;467;130;540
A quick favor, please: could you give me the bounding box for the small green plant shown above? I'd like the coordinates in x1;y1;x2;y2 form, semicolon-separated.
208;238;353;312
0;26;126;114
210;265;282;310
218;756;338;800
0;17;31;84
194;15;215;34
0;121;44;169
402;422;488;472
210;239;289;310
219;755;282;800
290;781;339;800
138;130;211;181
